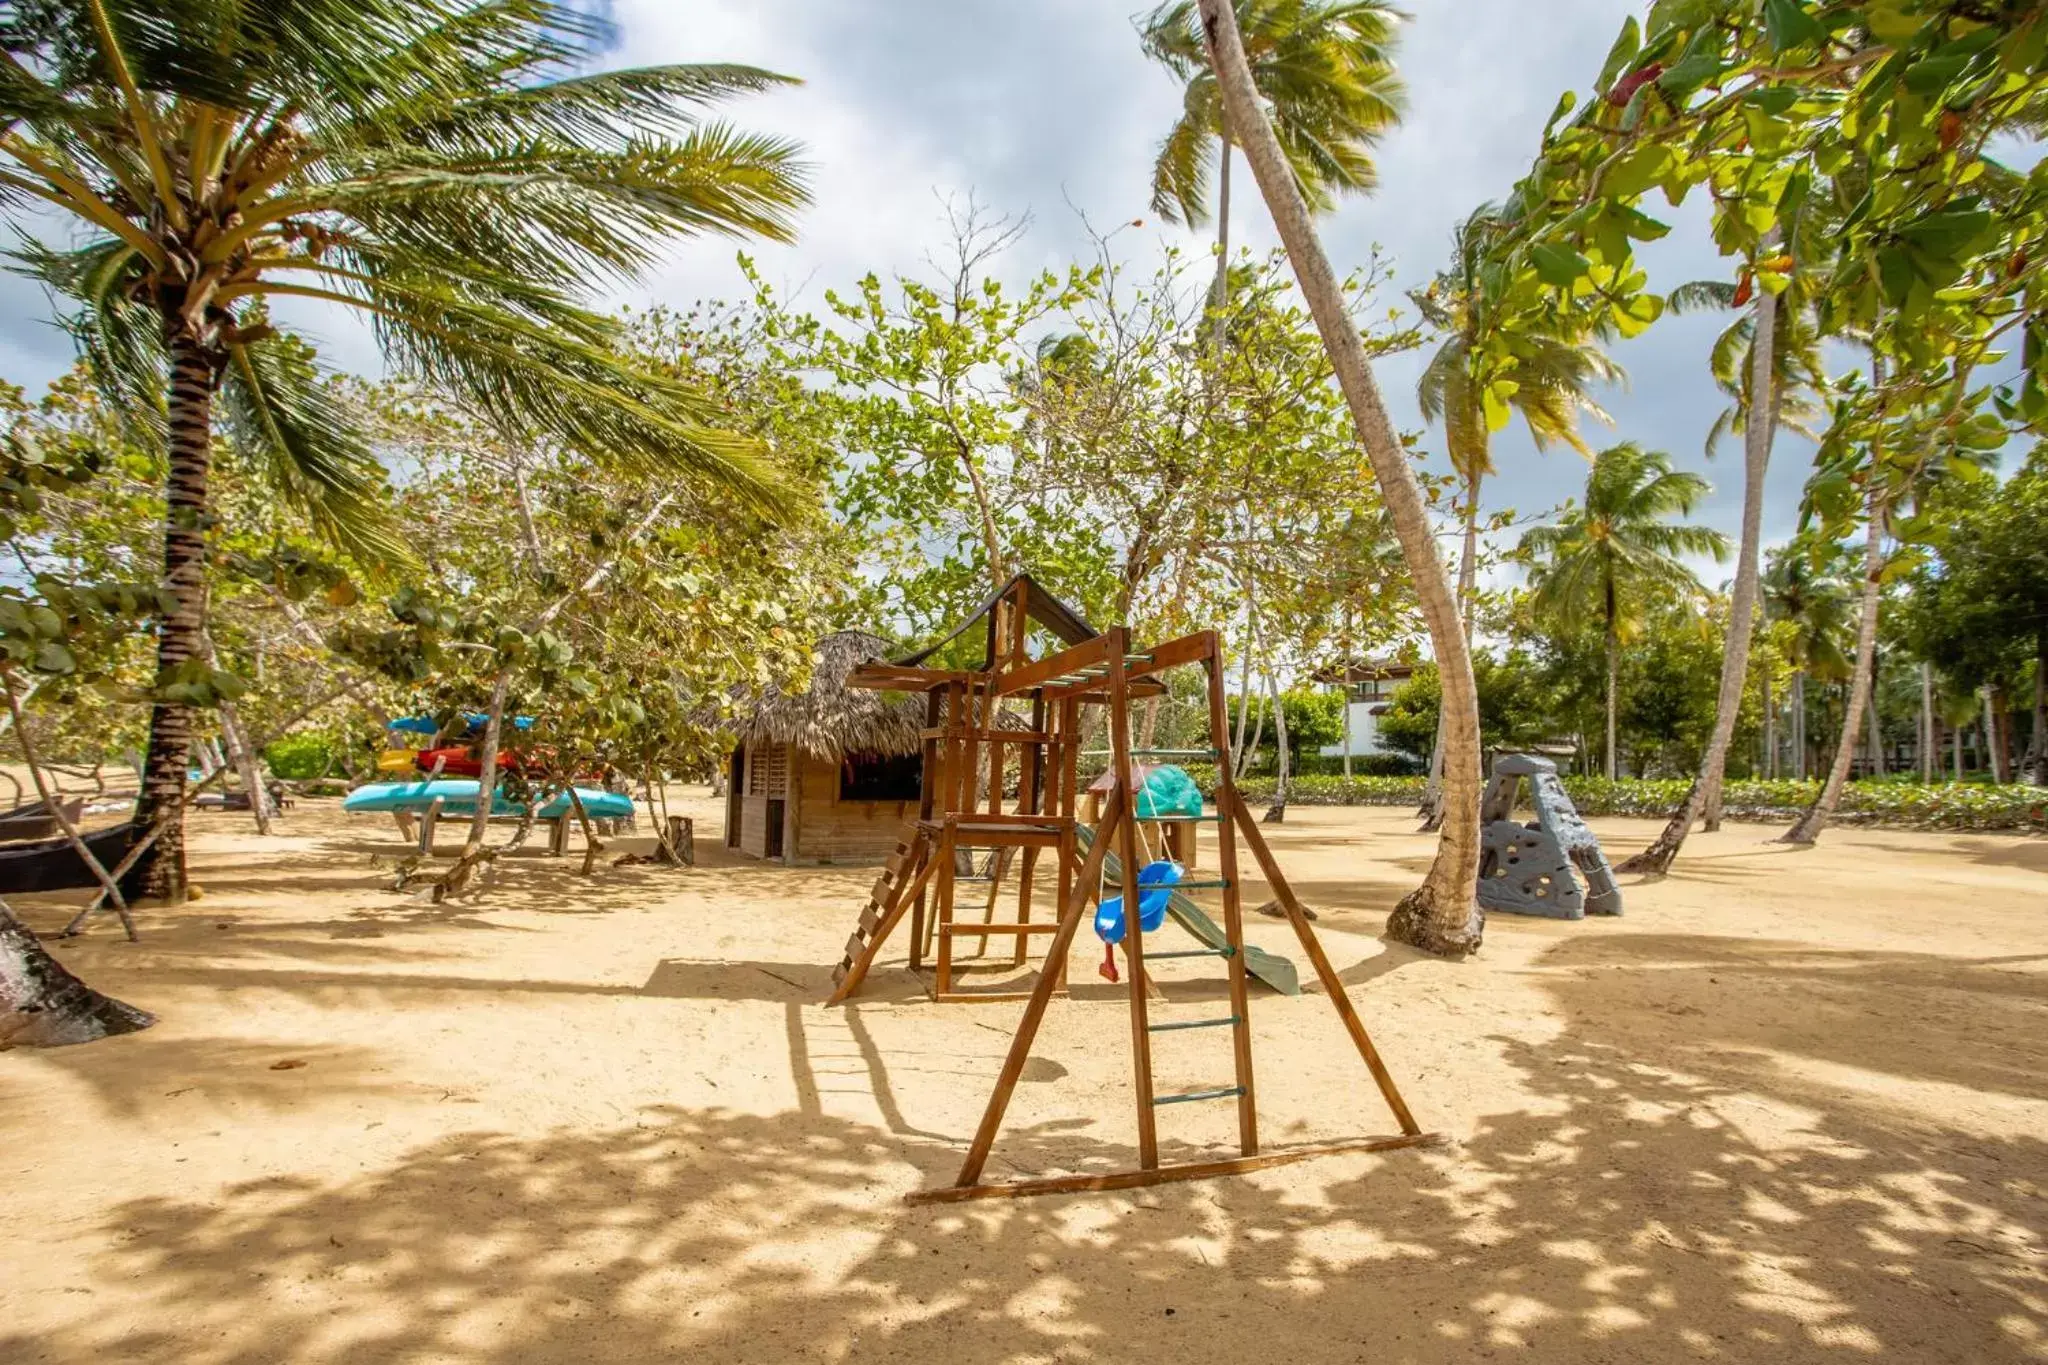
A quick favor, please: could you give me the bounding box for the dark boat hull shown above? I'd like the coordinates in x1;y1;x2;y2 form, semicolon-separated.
0;822;145;897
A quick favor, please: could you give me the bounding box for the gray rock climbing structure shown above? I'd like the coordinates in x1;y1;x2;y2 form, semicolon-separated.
1476;753;1622;920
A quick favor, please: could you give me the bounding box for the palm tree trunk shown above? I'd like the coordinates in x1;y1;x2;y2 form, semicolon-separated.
464;671;513;849
1782;491;1883;844
1605;622;1620;781
134;336;220;903
1865;654;1886;778
1982;687;2000;781
1921;661;1935;783
1210;119;1233;354
2030;642;2047;786
1200;0;1482;954
1264;670;1290;823
1617;266;1779;877
0;898;153;1047
1991;685;2015;783
1763;673;1776;779
1419;478;1480;831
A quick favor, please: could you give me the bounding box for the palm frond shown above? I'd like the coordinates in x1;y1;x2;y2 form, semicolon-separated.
219;332;418;570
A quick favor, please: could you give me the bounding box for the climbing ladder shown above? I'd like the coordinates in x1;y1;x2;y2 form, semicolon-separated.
830;827;935;995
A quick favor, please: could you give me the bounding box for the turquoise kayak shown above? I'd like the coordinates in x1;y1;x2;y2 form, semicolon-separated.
342;779;634;820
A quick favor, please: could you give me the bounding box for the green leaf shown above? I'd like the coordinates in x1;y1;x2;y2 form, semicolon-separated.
1597;16;1643;92
1762;0;1827;52
1530;243;1593;288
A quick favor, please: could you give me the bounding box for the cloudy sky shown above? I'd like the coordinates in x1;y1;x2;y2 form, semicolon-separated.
0;0;1824;577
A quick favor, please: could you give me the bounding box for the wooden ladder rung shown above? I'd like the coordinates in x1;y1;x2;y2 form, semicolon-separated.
939;922;1059;936
1146;1015;1240;1033
1152;1085;1245;1106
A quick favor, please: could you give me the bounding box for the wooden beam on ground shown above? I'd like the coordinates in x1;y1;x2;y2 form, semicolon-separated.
907;1132;1447;1204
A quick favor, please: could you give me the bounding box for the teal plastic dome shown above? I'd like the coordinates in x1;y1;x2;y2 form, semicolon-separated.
1133;764;1204;820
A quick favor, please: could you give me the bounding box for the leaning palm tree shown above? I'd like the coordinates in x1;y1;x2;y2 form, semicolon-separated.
1412;201;1619;823
1139;0;1404;323
1617;229;1830;873
0;0;809;901
1520;444;1728;779
1197;0;1483;957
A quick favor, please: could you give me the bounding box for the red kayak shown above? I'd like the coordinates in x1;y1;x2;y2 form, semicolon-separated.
413;746;518;777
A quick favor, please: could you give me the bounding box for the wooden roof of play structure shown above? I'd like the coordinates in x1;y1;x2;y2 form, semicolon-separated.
846;572;1164;698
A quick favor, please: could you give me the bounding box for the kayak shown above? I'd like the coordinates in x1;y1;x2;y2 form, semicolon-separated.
410;745;517;777
342;779;633;820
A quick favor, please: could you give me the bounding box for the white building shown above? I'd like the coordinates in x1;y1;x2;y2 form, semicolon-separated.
1313;659;1417;758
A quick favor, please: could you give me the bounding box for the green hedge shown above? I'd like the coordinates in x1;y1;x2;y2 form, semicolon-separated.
1174;766;2046;832
262;732;336;780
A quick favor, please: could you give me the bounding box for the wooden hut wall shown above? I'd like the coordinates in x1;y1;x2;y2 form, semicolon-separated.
734;741;918;864
791;751;917;863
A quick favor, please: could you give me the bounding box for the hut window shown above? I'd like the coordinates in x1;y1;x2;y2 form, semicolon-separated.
840;751;921;802
747;743;789;798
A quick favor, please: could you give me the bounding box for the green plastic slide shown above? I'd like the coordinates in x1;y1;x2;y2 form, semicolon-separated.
1073;824;1300;996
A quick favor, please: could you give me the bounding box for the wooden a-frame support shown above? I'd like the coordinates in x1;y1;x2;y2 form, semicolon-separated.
908;790;1439;1204
909;630;1437;1202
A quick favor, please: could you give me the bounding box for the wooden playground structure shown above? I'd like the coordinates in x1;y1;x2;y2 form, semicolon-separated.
827;575;1440;1201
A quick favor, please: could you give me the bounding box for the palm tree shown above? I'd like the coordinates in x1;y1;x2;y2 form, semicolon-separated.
1198;0;1482;957
1520;444;1727;779
1139;0;1404;326
1412;201;1619;821
0;0;809;900
1762;541;1855;781
1617;227;1827;874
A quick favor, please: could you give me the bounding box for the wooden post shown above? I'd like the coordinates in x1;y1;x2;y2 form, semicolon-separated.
1203;636;1260;1156
1105;628;1159;1169
665;815;695;866
935;820;958;998
418;797;443;856
911;687;942;970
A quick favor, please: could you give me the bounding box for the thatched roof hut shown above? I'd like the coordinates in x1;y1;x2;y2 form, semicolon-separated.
729;630;924;761
722;631;928;865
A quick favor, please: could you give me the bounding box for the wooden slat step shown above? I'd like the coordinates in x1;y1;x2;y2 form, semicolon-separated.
868;872;895;903
858;905;880;935
1153;1085;1245;1106
1147;1015;1240;1033
843;930;867;963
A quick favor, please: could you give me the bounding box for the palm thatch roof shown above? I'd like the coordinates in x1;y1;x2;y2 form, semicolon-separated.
729;631;925;760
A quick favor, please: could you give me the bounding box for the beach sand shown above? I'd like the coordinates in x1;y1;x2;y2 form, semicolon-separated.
2;794;2045;1363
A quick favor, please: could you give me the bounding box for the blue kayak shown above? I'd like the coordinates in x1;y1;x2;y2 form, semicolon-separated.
342;779;633;820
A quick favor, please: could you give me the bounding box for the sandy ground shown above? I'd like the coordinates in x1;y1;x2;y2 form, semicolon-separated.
1;793;2045;1364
